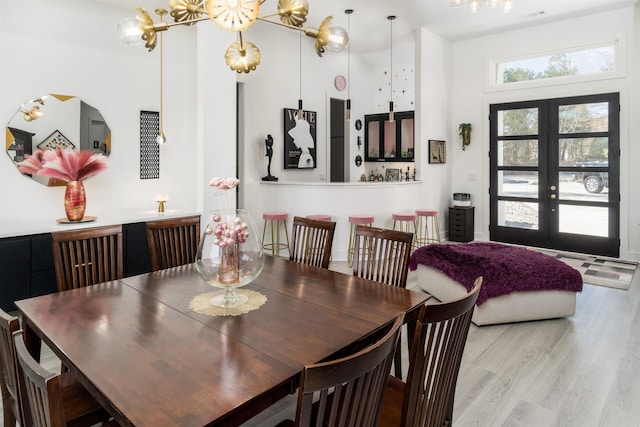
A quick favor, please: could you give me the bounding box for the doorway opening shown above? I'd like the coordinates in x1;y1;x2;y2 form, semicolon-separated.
329;98;347;182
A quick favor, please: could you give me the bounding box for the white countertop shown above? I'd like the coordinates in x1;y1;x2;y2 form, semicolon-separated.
260;180;421;187
0;209;202;239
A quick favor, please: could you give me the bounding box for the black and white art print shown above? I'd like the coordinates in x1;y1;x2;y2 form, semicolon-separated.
283;108;317;169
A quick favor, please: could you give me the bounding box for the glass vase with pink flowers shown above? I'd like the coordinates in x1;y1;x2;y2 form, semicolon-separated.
195;177;264;308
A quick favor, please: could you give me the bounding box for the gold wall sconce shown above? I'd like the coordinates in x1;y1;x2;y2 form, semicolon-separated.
118;0;349;74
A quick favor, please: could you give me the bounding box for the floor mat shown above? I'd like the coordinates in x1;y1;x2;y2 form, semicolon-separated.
536;249;637;290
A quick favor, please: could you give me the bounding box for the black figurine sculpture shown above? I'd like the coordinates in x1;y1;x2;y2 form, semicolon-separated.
262;134;278;181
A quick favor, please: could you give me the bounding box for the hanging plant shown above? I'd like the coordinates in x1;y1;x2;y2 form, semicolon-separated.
459;123;472;150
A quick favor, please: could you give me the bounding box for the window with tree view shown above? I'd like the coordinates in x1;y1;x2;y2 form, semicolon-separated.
495;43;616;86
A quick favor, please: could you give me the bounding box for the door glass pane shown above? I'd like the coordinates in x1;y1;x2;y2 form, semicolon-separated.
559;102;608;133
558;137;608;165
559;205;608;237
497;108;538;136
559;178;608;202
383;120;396;158
400;118;414;158
367;121;380;158
498;200;539;230
498;139;538;166
498;171;538;198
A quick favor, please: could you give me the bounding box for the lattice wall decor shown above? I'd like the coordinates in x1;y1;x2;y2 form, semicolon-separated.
140;110;160;179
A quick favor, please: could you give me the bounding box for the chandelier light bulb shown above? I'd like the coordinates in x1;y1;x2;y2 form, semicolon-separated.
504;0;513;12
156;131;167;145
325;25;349;52
469;0;480;13
118;16;144;46
449;0;465;6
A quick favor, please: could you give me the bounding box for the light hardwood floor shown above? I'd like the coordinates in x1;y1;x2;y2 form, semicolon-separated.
5;261;639;427
241;261;640;427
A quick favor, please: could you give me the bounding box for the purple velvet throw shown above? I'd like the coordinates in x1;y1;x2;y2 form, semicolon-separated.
409;242;583;306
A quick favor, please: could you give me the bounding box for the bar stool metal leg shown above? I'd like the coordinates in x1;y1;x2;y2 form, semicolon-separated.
261;212;290;257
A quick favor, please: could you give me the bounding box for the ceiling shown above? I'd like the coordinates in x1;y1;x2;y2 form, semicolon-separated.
96;0;638;53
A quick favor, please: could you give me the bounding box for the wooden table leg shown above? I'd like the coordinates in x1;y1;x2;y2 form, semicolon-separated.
21;319;42;362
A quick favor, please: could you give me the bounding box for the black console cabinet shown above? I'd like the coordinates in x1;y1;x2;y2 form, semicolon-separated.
0;217;193;311
448;206;475;243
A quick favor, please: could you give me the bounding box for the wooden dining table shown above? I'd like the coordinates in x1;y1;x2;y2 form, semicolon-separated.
16;255;430;427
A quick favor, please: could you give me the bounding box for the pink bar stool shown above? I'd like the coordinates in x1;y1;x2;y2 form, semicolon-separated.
392;212;418;250
348;215;374;267
262;212;290;257
306;214;332;222
415;209;441;248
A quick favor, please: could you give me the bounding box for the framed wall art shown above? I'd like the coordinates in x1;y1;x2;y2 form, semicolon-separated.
385;168;400;182
428;139;446;164
283;108;317;169
37;130;75;150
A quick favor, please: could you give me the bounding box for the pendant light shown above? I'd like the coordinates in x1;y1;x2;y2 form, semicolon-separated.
388;15;395;123
345;9;353;121
297;32;304;120
156;9;167;144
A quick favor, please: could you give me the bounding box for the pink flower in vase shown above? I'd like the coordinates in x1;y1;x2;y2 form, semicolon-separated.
18;148;107;182
206;177;249;248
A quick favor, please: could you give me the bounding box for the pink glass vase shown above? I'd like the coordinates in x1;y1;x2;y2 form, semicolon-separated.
64;180;86;221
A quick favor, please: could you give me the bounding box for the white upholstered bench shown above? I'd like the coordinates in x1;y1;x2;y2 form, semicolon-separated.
411;242;583;326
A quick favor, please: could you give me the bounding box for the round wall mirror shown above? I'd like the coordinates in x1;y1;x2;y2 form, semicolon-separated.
6;94;111;186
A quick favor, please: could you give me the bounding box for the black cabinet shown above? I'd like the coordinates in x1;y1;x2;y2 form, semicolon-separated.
0;238;31;311
449;207;475;243
0;216;196;311
364;111;414;162
123;222;152;277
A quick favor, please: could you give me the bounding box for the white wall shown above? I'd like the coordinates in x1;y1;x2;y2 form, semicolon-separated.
0;0;207;225
449;6;639;260
3;2;637;261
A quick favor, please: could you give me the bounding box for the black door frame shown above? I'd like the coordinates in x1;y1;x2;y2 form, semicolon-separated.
489;92;620;257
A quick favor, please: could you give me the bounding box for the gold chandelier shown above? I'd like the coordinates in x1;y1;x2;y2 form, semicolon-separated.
118;0;349;73
18;97;47;122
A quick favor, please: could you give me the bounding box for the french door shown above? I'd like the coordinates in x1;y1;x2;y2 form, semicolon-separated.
489;93;620;257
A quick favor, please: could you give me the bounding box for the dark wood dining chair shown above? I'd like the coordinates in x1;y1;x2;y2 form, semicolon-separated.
379;277;482;427
352;225;413;289
146;215;201;271
0;309;27;427
277;313;405;427
289;216;336;269
5;324;115;427
352;225;413;378
51;225;124;292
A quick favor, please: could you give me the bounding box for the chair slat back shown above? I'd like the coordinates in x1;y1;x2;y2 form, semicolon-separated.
52;225;124;292
13;330;66;427
0;309;30;427
290;216;336;269
352;225;413;288
295;313;404;427
146;215;201;271
403;277;482;427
